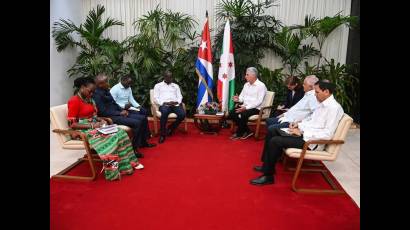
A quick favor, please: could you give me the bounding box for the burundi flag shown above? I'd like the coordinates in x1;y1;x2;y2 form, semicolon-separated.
195;12;214;109
217;20;235;113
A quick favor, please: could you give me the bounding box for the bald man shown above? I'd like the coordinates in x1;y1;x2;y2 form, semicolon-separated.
92;74;156;158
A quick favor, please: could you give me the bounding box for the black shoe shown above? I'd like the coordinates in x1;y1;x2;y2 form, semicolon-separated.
253;166;263;172
159;135;166;144
134;152;144;158
241;131;254;139
230;133;241;140
250;175;274;186
166;128;173;136
141;142;157;148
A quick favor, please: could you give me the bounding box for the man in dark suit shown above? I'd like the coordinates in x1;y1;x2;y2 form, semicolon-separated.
92;74;156;158
274;76;304;117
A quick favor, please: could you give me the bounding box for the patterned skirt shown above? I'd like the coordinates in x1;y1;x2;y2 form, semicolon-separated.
82;128;139;181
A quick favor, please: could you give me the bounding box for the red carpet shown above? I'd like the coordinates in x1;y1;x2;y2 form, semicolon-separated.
50;123;360;230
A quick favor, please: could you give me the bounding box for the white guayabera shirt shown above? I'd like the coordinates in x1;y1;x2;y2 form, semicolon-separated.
238;79;267;110
298;95;344;151
153;81;183;106
279;90;318;123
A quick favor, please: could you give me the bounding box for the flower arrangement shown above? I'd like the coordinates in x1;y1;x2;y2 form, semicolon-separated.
198;101;220;115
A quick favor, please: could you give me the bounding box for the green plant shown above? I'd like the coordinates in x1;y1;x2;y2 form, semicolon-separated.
214;0;281;93
345;63;360;122
297;61;320;78
52;5;126;82
271;27;320;76
317;59;359;115
126;6;199;115
297;13;358;67
257;66;287;109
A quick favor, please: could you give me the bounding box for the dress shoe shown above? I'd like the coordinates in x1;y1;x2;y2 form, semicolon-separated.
134;152;144;158
134;163;144;170
250;175;274;186
166;128;173;136
141;142;157;148
253;165;263;172
241;131;254;139
159;135;166;144
230;133;241;140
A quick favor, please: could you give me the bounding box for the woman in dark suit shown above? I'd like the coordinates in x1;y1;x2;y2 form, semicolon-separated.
274;75;304;116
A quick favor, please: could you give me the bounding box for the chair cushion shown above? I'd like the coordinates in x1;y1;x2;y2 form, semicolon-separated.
50;104;71;144
285;148;336;161
260;91;275;118
155;111;178;118
238;91;275;121
285;113;353;162
248;115;259;121
325;114;353;155
150;89;155;105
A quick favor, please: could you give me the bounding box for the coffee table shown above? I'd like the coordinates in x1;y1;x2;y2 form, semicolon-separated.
193;114;225;135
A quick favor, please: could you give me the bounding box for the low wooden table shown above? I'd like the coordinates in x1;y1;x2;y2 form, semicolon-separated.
193;114;225;135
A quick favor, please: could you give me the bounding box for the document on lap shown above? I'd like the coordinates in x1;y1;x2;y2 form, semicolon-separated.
128;107;140;111
280;128;290;133
279;128;297;137
97;124;118;134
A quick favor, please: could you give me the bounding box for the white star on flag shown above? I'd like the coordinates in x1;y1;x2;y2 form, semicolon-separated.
200;40;207;51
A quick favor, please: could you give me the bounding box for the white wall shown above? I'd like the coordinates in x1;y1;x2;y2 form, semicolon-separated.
261;0;352;71
50;0;352;106
81;0;352;72
50;0;83;107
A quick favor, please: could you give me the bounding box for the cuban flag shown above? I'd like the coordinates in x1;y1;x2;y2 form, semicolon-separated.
195;12;214;110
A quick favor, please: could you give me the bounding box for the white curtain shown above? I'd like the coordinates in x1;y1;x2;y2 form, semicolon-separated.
81;0;352;71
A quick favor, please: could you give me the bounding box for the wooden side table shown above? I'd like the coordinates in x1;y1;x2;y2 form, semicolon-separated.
193;114;225;135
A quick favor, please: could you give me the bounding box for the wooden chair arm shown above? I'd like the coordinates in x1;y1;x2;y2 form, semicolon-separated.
255;105;275;123
53;129;81;135
260;105;275;111
298;139;345;160
52;129;88;141
304;140;344;146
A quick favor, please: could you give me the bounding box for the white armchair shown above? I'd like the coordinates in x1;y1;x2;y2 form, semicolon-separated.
283;114;353;194
149;89;188;136
50;104;132;182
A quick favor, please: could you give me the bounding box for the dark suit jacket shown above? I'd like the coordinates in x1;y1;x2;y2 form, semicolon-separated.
92;88;123;117
283;87;304;109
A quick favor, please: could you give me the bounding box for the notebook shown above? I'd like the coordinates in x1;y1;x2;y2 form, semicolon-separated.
96;124;118;134
278;128;295;137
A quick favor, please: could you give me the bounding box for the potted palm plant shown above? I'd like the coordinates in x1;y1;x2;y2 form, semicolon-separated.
52;4;126;85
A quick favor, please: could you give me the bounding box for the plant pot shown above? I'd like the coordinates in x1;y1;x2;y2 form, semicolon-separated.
204;110;217;115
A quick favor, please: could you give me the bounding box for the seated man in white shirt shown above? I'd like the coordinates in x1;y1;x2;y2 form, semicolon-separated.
228;67;267;140
250;81;344;185
153;70;186;144
260;75;319;158
265;75;319;130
